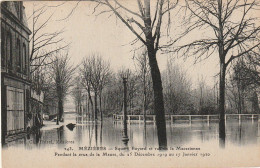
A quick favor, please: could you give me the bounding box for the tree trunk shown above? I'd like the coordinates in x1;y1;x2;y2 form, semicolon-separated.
143;69;147;123
142;0;167;149
100;122;103;146
199;86;203;114
252;91;259;113
241;92;245;113
87;96;90;121
86;87;94;120
238;87;242;114
219;62;226;148
100;91;103;121
56;85;62;124
95;123;98;146
58;97;63;122
94;91;98;121
78;101;79;114
143;88;147;123
237;75;244;114
79;102;82;115
147;44;167;150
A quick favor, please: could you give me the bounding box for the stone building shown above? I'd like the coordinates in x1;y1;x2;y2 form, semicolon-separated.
1;2;31;144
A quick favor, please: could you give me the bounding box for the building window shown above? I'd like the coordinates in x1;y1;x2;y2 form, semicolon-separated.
6;32;12;70
23;44;27;75
17;39;21;72
1;26;6;67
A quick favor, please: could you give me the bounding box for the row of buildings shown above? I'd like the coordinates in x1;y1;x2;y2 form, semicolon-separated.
1;2;56;145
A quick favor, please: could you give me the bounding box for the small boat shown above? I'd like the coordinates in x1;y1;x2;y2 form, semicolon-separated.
66;123;76;131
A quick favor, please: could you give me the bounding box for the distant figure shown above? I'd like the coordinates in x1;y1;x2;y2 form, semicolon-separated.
39;114;43;126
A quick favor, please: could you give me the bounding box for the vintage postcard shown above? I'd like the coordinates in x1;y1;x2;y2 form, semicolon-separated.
1;0;260;168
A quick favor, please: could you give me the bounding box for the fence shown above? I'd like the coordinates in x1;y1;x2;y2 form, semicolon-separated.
113;114;260;123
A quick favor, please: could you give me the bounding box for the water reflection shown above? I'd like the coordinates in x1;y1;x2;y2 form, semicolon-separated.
35;128;41;145
95;122;98;146
57;126;64;149
5;113;260;150
143;123;147;148
219;117;226;148
100;122;103;146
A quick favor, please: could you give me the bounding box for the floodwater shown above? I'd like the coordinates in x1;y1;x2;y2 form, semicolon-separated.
5;113;260;150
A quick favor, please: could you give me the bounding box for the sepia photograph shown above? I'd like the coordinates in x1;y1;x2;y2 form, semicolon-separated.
1;0;260;167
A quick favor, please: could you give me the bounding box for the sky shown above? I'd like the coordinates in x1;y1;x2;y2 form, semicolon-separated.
23;1;220;111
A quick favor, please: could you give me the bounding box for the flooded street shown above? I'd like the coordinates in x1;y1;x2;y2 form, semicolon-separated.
5;113;260;150
2;1;260;167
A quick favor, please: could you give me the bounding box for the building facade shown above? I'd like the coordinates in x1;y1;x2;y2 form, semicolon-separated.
1;2;31;144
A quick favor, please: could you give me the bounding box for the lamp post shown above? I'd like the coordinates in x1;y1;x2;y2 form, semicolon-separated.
122;77;129;145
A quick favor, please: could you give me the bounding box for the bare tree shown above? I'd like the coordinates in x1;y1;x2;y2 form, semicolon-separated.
243;53;260;113
101;74;123;114
198;76;206;113
81;53;111;121
71;76;84;115
49;52;75;124
98;58;111;121
242;52;260;87
29;3;69;74
195;76;216;115
117;68;139;115
176;0;260;146
134;50;151;122
92;0;179;148
226;72;242;114
162;58;193;115
31;64;49;94
80;64;95;121
227;54;260;114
